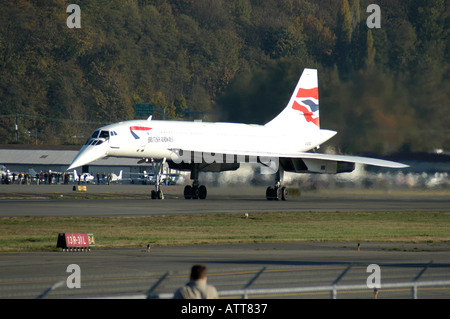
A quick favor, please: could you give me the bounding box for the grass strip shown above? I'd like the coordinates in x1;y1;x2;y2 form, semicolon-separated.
0;211;449;251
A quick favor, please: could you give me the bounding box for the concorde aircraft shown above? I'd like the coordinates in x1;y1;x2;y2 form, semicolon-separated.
68;68;408;200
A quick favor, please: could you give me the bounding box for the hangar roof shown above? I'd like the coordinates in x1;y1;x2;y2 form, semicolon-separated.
0;147;140;167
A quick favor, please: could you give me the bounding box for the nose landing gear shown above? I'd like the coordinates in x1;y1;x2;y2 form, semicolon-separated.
151;158;166;200
151;189;164;200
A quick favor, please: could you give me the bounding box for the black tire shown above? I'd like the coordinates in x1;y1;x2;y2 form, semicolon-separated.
192;186;199;199
184;185;192;199
266;186;274;200
199;185;207;199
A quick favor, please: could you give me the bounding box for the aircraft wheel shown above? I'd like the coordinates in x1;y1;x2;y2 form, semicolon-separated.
198;185;207;199
157;190;164;200
281;187;288;201
276;187;283;200
191;186;199;199
266;187;274;200
151;190;156;199
184;185;192;199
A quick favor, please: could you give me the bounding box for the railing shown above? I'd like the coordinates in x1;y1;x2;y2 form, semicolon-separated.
32;266;450;299
32;279;450;299
144;280;450;299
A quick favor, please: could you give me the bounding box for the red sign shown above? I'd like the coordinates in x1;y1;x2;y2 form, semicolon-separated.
65;233;89;247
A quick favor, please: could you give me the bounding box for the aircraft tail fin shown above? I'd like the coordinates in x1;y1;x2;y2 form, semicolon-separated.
265;68;320;130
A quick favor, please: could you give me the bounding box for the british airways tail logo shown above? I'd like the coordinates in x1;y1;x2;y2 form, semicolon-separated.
130;126;152;139
292;87;319;127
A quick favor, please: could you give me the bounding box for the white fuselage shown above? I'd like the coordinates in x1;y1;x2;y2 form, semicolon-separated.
68;119;336;170
116;120;329;157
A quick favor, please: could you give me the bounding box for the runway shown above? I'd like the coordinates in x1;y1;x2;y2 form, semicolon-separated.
0;184;448;217
0;183;449;299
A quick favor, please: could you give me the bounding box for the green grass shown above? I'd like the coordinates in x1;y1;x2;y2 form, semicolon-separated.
0;211;449;251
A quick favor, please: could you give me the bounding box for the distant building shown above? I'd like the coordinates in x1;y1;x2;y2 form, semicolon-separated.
0;144;150;178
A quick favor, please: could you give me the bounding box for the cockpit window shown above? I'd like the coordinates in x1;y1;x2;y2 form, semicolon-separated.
85;129;109;145
99;130;109;139
90;130;100;139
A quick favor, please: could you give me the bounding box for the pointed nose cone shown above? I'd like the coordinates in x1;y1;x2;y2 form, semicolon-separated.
67;144;108;171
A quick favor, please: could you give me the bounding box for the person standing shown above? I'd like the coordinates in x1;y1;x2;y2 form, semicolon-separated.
173;265;218;299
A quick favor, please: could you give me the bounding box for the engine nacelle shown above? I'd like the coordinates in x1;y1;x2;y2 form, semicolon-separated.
168;161;240;172
281;158;355;174
303;159;355;174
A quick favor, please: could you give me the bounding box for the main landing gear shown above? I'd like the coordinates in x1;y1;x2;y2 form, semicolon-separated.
184;164;207;200
184;184;207;199
266;184;288;201
181;163;288;201
266;167;288;200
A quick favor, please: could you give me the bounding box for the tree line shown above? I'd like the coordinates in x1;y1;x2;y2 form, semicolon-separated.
0;0;448;154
